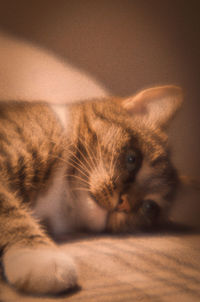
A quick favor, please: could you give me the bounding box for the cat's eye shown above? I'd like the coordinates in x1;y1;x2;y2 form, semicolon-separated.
141;200;160;219
126;151;137;172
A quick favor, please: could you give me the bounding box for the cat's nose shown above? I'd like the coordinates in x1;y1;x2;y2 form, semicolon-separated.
116;194;131;213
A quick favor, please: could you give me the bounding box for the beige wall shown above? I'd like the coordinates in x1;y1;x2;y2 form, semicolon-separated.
0;0;199;227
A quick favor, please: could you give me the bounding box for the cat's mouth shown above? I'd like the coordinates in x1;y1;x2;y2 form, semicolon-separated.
116;195;161;222
90;189;161;231
106;199;161;233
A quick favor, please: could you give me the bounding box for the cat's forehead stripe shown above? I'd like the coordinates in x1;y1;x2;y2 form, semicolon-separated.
81;106;124;144
82;109;98;139
92;105;132;133
91;104;139;145
81;102;168;163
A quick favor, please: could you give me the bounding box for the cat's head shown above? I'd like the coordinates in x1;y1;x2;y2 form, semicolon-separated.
68;85;183;232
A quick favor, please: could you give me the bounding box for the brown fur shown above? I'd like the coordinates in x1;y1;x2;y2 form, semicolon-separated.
67;94;179;232
0;85;182;294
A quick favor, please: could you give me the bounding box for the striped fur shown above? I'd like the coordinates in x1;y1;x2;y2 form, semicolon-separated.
0;85;182;295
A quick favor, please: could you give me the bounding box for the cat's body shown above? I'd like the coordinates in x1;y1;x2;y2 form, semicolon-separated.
0;86;182;295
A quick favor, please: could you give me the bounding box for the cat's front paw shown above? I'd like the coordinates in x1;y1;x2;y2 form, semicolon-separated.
3;246;78;295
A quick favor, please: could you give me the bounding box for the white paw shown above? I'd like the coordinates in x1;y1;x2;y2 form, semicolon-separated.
3;246;78;295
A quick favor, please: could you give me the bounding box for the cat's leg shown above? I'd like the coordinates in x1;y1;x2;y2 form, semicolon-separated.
0;187;77;295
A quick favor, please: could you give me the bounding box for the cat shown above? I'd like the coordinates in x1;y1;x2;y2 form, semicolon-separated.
0;85;182;295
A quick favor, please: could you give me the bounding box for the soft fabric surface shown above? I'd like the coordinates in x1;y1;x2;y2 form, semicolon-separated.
0;231;199;302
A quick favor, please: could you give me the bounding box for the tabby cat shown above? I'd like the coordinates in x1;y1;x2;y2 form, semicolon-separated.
0;85;182;295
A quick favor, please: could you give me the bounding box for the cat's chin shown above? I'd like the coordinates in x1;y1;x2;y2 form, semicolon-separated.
106;211;128;233
72;191;108;233
75;192;108;232
3;246;78;295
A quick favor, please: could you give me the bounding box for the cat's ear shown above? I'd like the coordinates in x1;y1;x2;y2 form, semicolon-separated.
122;85;183;128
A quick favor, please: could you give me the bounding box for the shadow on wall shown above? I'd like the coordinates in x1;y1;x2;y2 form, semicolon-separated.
0;0;199;227
0;0;199;94
0;31;109;103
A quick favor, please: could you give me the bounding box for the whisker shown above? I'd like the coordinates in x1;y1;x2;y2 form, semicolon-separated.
71;187;91;192
64;173;90;186
49;154;87;176
48;150;90;179
47;137;90;171
114;171;123;184
87;136;99;166
96;132;102;167
76;143;95;171
67;148;88;168
47;135;96;178
67;160;89;179
78;136;96;169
